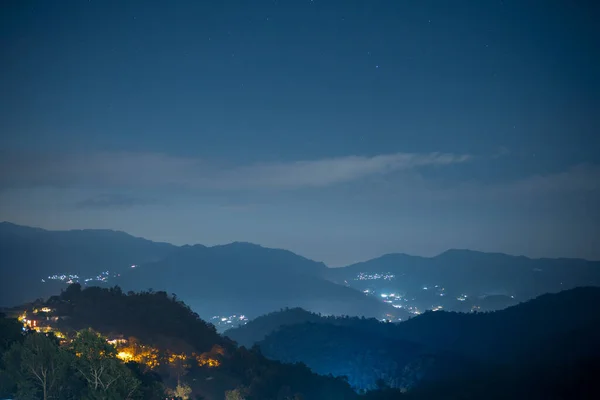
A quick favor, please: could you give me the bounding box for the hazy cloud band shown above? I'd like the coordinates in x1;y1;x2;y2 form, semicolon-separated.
0;151;471;190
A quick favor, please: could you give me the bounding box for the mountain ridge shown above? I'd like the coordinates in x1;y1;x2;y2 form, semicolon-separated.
4;221;599;265
2;221;600;321
0;222;403;322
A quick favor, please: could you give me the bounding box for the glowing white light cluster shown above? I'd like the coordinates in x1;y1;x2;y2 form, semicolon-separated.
355;272;395;281
44;270;119;285
211;314;249;331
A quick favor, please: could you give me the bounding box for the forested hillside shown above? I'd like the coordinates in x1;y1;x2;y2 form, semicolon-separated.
230;288;600;397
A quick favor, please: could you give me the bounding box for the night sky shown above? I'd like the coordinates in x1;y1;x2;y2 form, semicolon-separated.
1;0;598;265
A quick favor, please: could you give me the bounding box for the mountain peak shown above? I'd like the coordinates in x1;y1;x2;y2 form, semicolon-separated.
435;249;526;260
437;249;482;257
215;241;265;250
0;221;47;234
377;252;423;260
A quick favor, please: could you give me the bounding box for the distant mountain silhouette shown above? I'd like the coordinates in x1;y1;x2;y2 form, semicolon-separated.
0;222;176;306
326;249;600;306
116;243;404;320
3;221;600;321
0;222;403;320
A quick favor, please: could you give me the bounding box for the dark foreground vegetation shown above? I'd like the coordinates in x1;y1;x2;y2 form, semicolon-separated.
2;285;599;399
0;285;386;399
227;288;600;399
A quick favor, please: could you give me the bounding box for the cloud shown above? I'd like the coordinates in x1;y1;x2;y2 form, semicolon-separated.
219;152;470;189
506;164;600;194
492;146;511;159
75;194;158;209
420;163;600;207
469;164;600;198
0;151;470;190
0;152;200;189
338;161;600;213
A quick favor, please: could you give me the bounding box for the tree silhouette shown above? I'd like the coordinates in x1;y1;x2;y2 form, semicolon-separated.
70;329;140;399
3;333;69;400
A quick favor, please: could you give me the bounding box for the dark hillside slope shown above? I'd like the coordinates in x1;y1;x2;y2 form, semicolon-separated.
226;308;324;347
226;308;402;348
50;283;227;353
249;288;600;396
28;285;360;400
118;244;404;320
328;250;600;301
0;223;401;321
0;222;176;306
393;286;600;363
